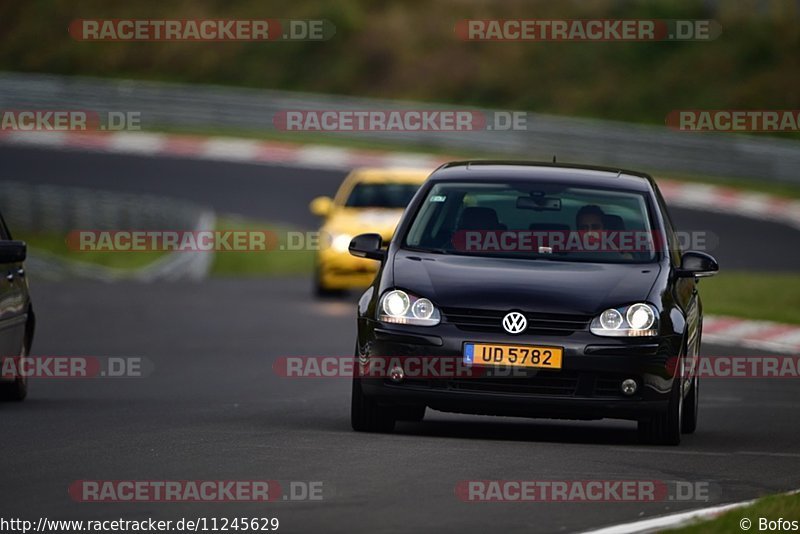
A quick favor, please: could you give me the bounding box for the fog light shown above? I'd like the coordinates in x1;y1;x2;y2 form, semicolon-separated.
389;366;405;383
621;378;638;396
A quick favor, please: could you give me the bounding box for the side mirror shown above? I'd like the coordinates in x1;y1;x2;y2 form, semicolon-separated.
677;251;718;278
309;196;333;217
349;233;385;261
0;241;26;263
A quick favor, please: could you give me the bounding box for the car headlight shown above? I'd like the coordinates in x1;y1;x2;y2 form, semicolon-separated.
590;303;658;337
626;303;655;330
378;289;441;326
330;233;353;252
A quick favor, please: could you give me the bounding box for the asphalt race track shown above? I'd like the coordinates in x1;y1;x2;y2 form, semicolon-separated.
3;145;800;271
1;145;799;533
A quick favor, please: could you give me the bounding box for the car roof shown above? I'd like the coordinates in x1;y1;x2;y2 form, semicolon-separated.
428;161;655;192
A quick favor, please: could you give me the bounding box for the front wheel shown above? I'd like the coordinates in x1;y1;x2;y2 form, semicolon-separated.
351;376;396;433
681;374;699;434
0;342;29;402
638;365;683;446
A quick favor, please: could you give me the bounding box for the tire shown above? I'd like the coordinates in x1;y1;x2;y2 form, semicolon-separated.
350;344;395;432
394;405;426;422
681;374;699;434
638;360;683;446
351;376;396;432
0;341;29;402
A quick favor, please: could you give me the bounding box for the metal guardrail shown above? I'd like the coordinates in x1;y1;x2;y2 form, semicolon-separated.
0;181;206;233
1;71;799;183
0;180;215;281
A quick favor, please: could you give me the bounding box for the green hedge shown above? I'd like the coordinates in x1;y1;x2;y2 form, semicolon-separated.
2;0;799;126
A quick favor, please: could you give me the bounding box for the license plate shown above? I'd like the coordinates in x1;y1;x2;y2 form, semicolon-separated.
463;343;563;369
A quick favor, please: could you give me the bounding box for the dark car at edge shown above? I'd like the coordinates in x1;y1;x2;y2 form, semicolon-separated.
0;212;34;402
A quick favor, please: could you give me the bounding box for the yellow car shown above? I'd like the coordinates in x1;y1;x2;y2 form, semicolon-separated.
309;167;431;296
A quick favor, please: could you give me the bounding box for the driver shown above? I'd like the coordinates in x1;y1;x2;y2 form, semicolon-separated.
576;204;633;259
576;204;606;233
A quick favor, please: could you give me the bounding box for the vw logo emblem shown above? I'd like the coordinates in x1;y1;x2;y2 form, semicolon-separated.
502;312;527;335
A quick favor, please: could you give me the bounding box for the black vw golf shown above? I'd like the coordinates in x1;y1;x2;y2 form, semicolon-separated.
349;161;718;445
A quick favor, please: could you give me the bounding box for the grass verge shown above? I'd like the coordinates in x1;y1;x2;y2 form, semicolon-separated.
667;492;800;533
209;217;314;277
21;233;166;270
700;272;800;325
19;216;316;276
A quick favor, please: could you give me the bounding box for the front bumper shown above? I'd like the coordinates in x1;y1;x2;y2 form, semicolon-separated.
357;319;682;422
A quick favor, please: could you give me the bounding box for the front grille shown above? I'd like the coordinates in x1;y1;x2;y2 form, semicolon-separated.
441;307;591;336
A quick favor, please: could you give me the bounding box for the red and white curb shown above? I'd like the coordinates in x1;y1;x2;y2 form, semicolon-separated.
703;315;800;354
2;129;800;230
582;490;799;534
657;180;800;231
0;130;446;170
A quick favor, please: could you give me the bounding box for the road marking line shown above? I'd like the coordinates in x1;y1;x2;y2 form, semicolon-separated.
610;447;729;457
582;490;800;534
581;500;755;534
737;451;800;459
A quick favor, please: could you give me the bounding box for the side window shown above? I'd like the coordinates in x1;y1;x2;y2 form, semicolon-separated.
653;187;681;265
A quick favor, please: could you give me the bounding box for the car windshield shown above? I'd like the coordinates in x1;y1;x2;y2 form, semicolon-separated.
344;183;420;209
403;181;658;263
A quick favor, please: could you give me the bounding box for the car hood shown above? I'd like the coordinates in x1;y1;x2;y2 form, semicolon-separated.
324;209;403;241
391;250;661;315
